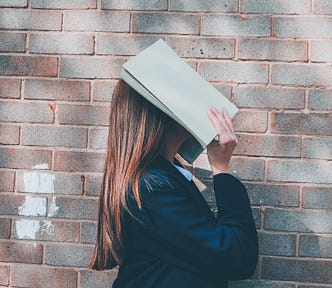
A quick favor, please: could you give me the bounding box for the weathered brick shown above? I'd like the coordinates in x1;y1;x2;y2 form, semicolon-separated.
234;86;305;109
85;175;103;196
0;0;27;7
60;57;124;79
32;0;96;9
0;218;11;239
16;171;84;195
0;195;25;216
0;102;54;123
311;40;332;62
0;79;20;99
303;187;332;209
102;0;166;10
45;244;93;267
268;160;332;184
80;269;118;288
30;33;94;55
11;265;77;288
242;0;310;14
0;10;61;30
308;89;332;110
213;85;232;100
0;124;20;144
81;221;97;243
258;231;297;256
0;56;58;77
262;258;332;284
270;112;332;136
64;11;130;32
96;34;161;55
235;134;301;158
202;15;271;37
92;80;117;102
233;110;268;133
245;183;300;207
13;218;80;242
238;39;307;61
0;147;52;170
299;235;332;258
264;208;332;233
166;37;235;59
303;137;332;160
47;196;98;220
272;64;332;86
274;16;332;38
22;125;88;148
58;104;110;126
0;33;26;52
229;280;295;288
133;13;200;34
170;0;237;12
194;153;265;181
313;0;332;14
0;265;9;286
0;241;42;263
89;128;108;149
0;171;15;192
200;62;268;83
25;79;90;101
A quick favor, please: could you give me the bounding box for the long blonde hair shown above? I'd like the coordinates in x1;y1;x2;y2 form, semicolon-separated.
89;79;171;269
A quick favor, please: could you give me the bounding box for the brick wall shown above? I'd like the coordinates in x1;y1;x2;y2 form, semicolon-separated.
0;0;331;287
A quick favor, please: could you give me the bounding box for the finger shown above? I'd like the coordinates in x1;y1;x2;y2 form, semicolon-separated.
207;108;226;135
222;108;235;134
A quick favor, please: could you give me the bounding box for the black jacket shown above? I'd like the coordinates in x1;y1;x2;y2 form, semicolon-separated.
112;156;258;288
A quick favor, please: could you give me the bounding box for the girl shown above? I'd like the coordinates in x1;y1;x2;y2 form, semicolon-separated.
89;79;258;288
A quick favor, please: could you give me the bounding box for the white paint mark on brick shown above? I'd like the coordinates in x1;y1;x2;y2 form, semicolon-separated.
23;172;56;194
32;163;50;169
15;219;54;240
48;196;59;217
18;196;47;216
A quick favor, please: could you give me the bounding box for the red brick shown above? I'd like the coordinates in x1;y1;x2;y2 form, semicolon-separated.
25;79;90;101
0;147;52;170
102;0;166;10
11;265;77;288
233;110;268;133
234;134;301;158
303;137;332;160
170;0;237;12
242;0;310;14
0;102;54;123
58;104;110;126
81;221;97;244
45;244;93;267
166;36;235;59
0;265;9;286
92;80;117;102
22;125;88;148
308;89;332;110
0;241;42;263
303;187;332;209
258;231;297;256
271;112;332;136
85;175;103;196
47;196;98;220
0;124;20;144
0;171;15;192
80;269;118;288
262;257;332;284
0;79;21;99
0;56;58;76
0;0;27;7
0;218;11;239
0;32;26;52
0;195;25;215
89;128;108;149
13;219;79;242
313;0;332;14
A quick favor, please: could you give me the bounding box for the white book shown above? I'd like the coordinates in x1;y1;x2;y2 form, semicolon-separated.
121;39;238;164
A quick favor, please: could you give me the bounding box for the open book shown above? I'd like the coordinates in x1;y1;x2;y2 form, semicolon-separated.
121;39;238;164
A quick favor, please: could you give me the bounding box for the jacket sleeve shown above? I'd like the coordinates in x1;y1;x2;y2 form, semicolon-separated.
128;171;258;281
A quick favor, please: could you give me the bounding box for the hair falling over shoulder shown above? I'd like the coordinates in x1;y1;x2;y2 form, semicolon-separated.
89;79;170;270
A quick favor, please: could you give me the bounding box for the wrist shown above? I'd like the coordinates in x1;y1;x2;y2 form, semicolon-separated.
211;164;230;175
